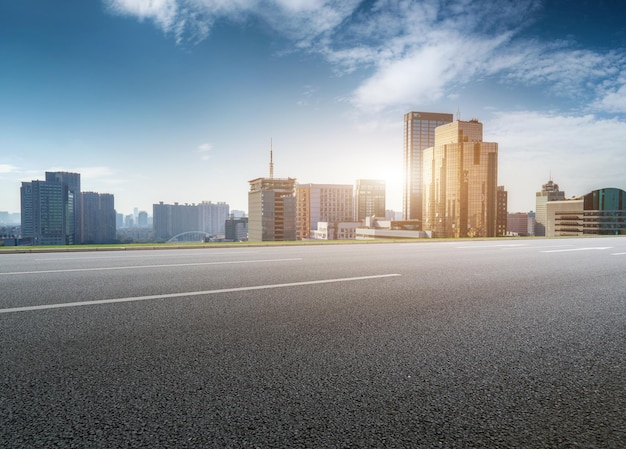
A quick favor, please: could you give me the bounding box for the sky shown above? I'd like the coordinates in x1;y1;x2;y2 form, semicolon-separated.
1;0;625;216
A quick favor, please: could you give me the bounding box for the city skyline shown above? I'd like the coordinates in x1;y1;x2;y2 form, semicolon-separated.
1;1;625;216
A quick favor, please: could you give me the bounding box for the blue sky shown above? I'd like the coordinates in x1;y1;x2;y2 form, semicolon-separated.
1;0;625;216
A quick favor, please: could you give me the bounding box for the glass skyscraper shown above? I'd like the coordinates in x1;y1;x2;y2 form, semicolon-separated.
422;119;498;238
403;111;453;223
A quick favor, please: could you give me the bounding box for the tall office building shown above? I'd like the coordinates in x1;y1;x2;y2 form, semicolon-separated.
45;171;81;240
403;111;454;222
497;186;508;237
355;179;386;222
296;183;354;240
198;201;229;235
80;192;116;243
20;171;81;245
248;150;297;241
535;179;565;236
152;202;202;241
422;119;498;238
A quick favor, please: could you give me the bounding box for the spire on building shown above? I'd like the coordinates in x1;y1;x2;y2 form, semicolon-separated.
269;138;274;179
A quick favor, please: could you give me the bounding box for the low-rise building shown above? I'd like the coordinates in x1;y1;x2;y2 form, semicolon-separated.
545;188;626;236
312;222;360;240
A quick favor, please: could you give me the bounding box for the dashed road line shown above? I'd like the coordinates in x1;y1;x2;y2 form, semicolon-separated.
0;274;402;314
541;247;612;253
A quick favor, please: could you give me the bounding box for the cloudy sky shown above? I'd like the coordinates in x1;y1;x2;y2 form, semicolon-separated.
1;0;625;216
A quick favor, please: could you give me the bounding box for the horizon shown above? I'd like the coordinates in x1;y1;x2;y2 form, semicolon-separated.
1;0;625;216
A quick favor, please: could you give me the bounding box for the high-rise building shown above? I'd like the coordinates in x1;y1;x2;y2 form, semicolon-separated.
355;179;386;222
248;149;297;242
198;201;229;235
80;192;116;243
403;111;454;222
248;177;297;241
422;119;498;238
45;171;81;240
535;179;565;236
497;186;508;237
152;202;204;241
20;172;81;245
296;183;354;240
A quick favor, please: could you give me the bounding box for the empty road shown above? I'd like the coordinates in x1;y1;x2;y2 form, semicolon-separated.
1;238;625;448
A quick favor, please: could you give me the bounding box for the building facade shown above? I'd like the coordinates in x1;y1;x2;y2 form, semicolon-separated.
507;212;535;236
80;192;116;244
403;111;454;222
497;186;508;237
535;179;565;236
153;202;200;241
355;179;386;222
225;216;248;241
198;201;230;236
422;119;498;238
296;183;354;240
312;221;360;240
248;177;297;241
20;171;81;245
547;188;626;236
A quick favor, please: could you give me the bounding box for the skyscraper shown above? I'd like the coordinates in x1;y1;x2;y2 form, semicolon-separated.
422;119;498;238
20;172;81;245
247;150;297;241
355;179;386;222
45;171;81;240
497;186;508;237
80;192;116;243
198;201;230;235
403;111;454;223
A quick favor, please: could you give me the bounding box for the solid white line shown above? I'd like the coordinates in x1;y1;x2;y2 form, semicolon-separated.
34;251;259;261
0;274;402;314
541;247;612;253
0;258;302;276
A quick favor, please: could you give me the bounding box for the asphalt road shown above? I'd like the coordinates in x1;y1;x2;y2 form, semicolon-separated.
1;238;625;448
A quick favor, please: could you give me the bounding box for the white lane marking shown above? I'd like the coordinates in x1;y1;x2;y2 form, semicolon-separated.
456;244;526;249
0;258;302;276
541;247;612;253
34;251;259;261
611;252;626;256
0;274;402;314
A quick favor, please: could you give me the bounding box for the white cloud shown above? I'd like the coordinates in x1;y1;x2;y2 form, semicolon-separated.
104;0;359;45
197;142;212;160
488;111;626;211
318;1;626;114
0;164;18;174
104;0;626;116
106;0;179;30
351;32;511;110
594;84;626;114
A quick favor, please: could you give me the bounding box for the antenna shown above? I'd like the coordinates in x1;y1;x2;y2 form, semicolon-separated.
456;106;461;121
269;138;274;179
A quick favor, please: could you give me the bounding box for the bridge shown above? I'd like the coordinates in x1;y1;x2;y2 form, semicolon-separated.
166;231;210;243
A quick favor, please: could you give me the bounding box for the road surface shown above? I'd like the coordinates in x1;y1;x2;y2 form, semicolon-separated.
1;238;625;448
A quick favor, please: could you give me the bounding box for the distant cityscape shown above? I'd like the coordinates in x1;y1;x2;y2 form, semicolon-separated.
2;111;625;246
